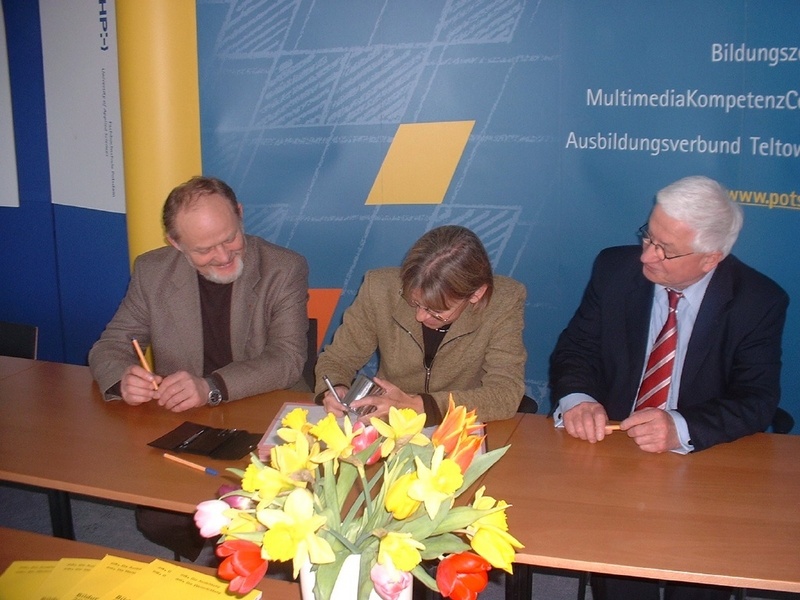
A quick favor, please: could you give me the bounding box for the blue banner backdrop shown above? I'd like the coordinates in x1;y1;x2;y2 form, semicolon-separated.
195;0;799;415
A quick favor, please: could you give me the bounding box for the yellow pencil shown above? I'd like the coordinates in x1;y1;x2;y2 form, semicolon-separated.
163;452;218;476
132;338;158;390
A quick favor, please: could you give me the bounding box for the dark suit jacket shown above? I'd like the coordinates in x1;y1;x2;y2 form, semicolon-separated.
89;235;309;401
549;245;789;451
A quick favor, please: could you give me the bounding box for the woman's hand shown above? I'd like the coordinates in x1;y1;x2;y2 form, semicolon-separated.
350;376;424;422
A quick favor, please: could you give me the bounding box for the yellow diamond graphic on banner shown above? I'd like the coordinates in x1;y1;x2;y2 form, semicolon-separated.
366;120;475;205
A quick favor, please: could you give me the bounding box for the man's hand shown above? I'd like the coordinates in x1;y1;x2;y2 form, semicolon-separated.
155;371;209;412
120;364;162;406
350;376;424;423
619;408;680;453
563;401;610;443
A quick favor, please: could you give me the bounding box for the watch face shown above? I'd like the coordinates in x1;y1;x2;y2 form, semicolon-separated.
208;389;223;406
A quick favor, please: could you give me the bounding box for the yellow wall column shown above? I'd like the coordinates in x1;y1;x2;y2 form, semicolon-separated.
116;0;202;265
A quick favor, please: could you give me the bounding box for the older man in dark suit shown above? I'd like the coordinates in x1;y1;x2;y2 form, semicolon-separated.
89;176;309;412
549;175;788;599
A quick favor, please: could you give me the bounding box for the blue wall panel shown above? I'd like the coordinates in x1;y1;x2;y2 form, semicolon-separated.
52;205;129;364
197;0;800;416
1;0;130;364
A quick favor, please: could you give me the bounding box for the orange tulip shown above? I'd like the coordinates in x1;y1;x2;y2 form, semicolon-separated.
449;433;484;473
432;396;482;454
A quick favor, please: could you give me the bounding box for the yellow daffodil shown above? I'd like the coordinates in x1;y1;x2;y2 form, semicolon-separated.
371;406;429;457
223;510;263;536
309;413;358;468
271;431;315;479
384;471;421;520
257;487;335;577
378;531;425;572
408;444;463;519
241;462;299;504
466;486;524;572
276;406;313;443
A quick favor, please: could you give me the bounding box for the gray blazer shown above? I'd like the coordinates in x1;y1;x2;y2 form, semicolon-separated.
88;235;309;401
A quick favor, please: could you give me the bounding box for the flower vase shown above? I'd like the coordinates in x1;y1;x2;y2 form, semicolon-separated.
299;555;412;600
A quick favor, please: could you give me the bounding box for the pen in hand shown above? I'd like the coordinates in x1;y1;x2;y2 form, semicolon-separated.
132;338;158;391
322;375;356;416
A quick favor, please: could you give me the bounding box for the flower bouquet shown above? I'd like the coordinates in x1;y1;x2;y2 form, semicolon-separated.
194;396;522;600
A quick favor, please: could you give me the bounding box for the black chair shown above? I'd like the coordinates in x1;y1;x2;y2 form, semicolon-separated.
0;320;38;359
518;395;539;414
771;407;794;434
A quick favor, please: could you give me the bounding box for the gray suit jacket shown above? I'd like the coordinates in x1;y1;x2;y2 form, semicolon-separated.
89;235;309;401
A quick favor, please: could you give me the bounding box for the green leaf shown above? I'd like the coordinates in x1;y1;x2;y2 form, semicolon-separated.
411;564;439;592
419;533;470;559
457;445;510;495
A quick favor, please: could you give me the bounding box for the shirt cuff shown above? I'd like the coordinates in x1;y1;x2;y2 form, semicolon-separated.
552;393;597;427
666;410;694;454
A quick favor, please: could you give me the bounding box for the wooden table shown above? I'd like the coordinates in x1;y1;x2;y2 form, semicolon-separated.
484;414;800;594
0;355;38;380
0;358;311;537
0;526;301;597
0;358;520;538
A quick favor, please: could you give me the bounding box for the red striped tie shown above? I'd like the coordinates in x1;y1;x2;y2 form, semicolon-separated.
635;289;682;412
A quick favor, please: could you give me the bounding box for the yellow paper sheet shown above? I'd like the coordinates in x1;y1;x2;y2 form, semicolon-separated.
0;560;57;599
60;554;147;600
31;557;100;599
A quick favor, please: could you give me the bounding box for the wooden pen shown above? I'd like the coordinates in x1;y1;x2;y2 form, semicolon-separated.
132;338;159;390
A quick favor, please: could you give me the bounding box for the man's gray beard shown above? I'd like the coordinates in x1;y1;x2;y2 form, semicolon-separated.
202;255;244;284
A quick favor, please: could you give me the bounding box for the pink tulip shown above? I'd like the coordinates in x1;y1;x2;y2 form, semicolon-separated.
194;499;231;538
370;560;412;600
217;483;254;510
353;421;381;465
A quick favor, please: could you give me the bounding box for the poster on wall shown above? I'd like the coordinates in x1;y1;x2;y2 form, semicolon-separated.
39;0;124;213
0;3;19;208
196;0;799;410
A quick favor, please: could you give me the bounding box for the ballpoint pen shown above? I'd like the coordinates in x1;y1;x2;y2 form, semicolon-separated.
162;452;218;476
322;375;358;416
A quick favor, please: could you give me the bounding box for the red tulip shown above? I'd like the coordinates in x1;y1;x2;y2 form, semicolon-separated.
436;552;491;600
216;539;269;594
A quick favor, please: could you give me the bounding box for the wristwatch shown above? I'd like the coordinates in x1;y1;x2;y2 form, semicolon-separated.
205;377;223;407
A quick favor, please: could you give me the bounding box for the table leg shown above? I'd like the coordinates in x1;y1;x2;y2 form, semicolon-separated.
47;489;75;539
506;564;532;600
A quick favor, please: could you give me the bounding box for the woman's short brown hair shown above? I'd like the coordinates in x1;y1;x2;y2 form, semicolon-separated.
162;176;239;241
400;225;494;311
